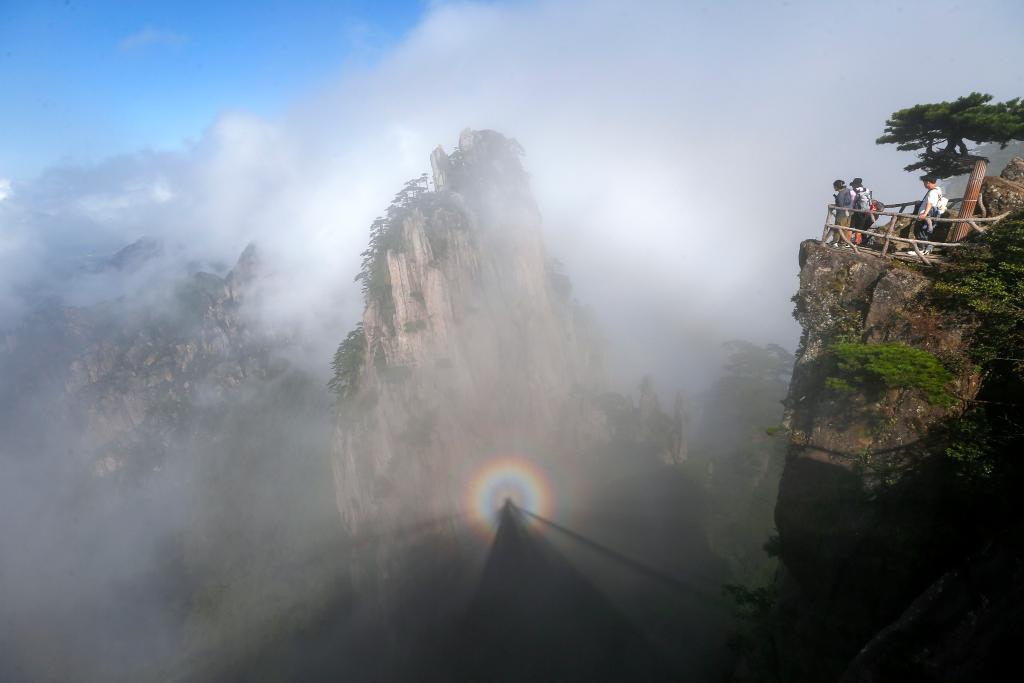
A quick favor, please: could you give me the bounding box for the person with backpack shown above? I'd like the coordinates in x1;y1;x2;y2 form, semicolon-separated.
849;177;873;244
915;176;945;254
830;179;855;246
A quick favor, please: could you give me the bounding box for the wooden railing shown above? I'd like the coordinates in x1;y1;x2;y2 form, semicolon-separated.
822;200;1011;266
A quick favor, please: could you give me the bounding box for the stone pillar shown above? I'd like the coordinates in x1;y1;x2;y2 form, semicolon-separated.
430;146;451;191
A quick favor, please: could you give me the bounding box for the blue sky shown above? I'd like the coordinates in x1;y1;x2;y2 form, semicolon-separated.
1;0;1022;383
0;0;427;178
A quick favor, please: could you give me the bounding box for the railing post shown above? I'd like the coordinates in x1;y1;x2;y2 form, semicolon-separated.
881;217;894;257
951;158;987;242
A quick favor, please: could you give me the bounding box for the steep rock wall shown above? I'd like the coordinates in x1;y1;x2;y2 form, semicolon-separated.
773;241;983;681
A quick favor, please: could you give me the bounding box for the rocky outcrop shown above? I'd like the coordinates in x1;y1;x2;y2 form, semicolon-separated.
841;527;1024;682
980;158;1024;216
773;241;984;681
330;130;608;539
0;243;275;478
999;156;1024;183
784;242;979;459
981;175;1024;216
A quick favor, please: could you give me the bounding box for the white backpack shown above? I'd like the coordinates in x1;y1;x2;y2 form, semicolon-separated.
853;187;872;211
935;187;950;214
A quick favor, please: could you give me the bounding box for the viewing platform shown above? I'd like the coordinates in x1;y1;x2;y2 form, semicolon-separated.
822;199;1011;266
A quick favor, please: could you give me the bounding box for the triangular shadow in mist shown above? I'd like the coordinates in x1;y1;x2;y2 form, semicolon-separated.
454;501;677;682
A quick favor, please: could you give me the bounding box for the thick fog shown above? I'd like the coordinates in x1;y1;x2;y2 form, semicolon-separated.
2;0;1020;387
1;1;1023;680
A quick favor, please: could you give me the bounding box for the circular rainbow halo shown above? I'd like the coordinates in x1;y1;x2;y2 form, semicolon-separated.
465;456;553;536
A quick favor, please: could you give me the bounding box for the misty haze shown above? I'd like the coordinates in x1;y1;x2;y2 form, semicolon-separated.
2;1;1023;681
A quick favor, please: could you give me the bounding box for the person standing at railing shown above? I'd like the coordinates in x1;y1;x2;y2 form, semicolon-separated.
850;178;873;245
830;179;855;246
915;176;943;255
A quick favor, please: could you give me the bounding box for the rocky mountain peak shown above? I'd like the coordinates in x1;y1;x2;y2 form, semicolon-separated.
331;130;605;536
430;128;527;196
0;238;275;480
225;241;260;301
103;236;163;272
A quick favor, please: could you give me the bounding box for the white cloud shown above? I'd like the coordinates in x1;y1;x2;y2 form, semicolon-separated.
0;178;10;202
8;0;1024;387
118;28;186;51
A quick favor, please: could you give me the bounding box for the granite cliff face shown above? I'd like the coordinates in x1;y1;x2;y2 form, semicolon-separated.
329;129;607;537
773;241;981;680
772;220;1023;680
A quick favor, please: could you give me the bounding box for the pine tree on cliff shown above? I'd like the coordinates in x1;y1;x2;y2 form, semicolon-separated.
876;92;1024;179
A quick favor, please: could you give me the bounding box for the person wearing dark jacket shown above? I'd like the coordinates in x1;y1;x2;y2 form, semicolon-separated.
830;179;854;246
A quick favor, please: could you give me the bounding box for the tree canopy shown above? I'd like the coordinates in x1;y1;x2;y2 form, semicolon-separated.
876;92;1024;179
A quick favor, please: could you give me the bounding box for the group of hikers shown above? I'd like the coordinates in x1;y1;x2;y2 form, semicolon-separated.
829;175;947;255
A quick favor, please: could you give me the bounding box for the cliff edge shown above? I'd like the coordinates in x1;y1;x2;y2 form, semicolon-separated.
774;198;1024;681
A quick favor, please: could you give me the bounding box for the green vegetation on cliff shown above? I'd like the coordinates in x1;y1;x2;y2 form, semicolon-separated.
353;175;430;318
936;214;1024;376
825;342;955;406
934;213;1024;484
328;323;366;402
